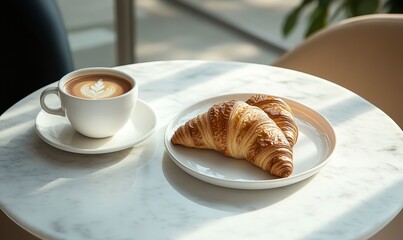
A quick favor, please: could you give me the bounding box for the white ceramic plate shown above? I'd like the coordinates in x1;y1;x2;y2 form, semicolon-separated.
36;99;157;154
164;93;336;189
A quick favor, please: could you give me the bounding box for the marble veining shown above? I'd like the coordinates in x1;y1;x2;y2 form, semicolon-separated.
0;61;402;240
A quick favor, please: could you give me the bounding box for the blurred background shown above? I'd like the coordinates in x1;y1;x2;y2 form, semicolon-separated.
56;0;305;68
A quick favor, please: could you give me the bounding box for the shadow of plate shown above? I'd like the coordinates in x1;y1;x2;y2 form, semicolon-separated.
162;152;313;213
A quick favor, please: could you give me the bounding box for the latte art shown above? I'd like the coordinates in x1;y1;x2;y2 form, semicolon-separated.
65;74;132;99
80;79;117;99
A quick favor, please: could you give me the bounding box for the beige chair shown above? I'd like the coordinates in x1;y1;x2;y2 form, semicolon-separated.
274;13;403;240
273;14;403;128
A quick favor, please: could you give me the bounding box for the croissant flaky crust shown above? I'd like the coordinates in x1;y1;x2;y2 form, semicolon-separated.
171;99;295;178
246;94;298;147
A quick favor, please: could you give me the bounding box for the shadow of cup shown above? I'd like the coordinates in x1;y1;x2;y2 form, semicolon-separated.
162;152;313;213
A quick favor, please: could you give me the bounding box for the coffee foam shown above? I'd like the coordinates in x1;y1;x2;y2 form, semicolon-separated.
65;74;132;99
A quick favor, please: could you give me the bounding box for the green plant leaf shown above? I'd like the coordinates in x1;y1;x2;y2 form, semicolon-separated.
283;0;403;39
346;0;379;16
283;7;302;37
282;0;314;37
305;2;329;37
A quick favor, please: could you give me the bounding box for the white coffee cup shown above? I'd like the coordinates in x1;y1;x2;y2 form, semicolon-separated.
40;67;138;138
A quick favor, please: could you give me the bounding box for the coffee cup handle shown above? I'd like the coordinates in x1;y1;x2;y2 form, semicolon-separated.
40;87;65;117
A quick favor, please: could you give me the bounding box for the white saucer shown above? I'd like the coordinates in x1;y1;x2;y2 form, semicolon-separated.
164;93;336;189
35;99;157;154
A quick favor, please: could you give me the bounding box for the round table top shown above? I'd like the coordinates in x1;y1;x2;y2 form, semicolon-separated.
0;60;402;240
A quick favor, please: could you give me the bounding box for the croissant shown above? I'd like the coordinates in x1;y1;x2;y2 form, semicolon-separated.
171;100;293;178
246;94;298;147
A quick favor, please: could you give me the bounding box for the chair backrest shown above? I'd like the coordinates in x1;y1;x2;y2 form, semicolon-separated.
1;0;74;114
273;14;403;128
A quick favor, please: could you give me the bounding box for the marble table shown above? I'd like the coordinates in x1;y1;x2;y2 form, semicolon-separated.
0;61;402;240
